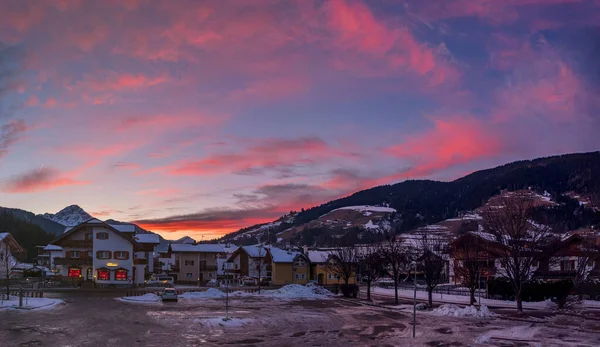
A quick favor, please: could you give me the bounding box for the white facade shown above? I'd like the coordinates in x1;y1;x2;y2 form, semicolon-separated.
0;233;20;279
50;219;138;286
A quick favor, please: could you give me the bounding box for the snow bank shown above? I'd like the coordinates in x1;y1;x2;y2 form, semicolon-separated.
432;304;495;318
0;297;63;311
475;325;539;344
118;293;160;303
261;284;333;299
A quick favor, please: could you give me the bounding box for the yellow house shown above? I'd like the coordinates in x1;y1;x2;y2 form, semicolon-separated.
269;247;309;285
307;250;357;285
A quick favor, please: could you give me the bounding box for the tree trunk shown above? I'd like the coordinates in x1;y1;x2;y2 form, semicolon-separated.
515;290;523;313
366;280;371;301
428;287;433;308
394;280;399;305
470;287;476;305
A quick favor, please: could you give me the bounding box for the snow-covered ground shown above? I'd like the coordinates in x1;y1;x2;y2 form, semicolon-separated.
0;297;63;311
192;317;254;328
120;284;333;304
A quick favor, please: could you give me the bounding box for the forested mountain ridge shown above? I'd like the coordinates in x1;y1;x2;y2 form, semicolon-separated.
221;152;600;245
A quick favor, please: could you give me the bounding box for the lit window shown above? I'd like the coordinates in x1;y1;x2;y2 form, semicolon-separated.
96;232;109;240
114;251;129;260
97;269;110;280
97;251;111;259
115;269;127;281
68;268;81;277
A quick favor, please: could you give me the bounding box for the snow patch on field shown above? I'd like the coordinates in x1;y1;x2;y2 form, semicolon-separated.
0;297;63;311
118;293;160;303
432;304;495;318
330;205;397;214
475;325;539;344
365;220;378;230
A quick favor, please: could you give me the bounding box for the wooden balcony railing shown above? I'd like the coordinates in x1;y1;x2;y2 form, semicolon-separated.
56;240;92;248
200;265;218;271
133;258;148;265
54;258;92;266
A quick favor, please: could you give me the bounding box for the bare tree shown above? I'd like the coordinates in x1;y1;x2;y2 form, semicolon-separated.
1;245;18;299
357;245;384;301
256;246;265;294
326;246;358;288
453;234;482;305
380;233;408;305
482;193;552;312
416;233;447;307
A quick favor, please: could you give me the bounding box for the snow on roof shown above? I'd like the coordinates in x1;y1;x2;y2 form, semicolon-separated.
87;218;103;224
330;205;397;214
269;247;302;263
242;245;268;258
170;243;228;253
135;233;160;244
0;232;8;242
307;250;330;263
44;244;63;251
63;226;73;234
109;224;136;233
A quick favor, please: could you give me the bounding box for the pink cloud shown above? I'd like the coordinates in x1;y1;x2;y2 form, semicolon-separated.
3;167;89;193
383;116;503;179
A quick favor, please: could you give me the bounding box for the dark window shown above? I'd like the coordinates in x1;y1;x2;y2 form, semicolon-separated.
96;232;109;240
97;251;111;259
114;251;129;260
85;232;93;240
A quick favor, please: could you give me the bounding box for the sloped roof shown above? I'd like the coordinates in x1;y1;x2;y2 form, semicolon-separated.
135;233;160;244
306;250;331;263
0;232;25;253
269;247;305;263
242;245;268;258
52;218;134;245
109;224;136;233
170;243;229;253
44;244;63;251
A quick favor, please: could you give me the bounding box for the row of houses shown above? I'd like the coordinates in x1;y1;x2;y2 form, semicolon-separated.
443;229;600;284
160;244;350;286
2;218;351;288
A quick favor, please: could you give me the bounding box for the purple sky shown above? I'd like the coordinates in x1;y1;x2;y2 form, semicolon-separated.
0;0;599;239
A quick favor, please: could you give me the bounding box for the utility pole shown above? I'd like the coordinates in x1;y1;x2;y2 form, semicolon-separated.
412;261;417;339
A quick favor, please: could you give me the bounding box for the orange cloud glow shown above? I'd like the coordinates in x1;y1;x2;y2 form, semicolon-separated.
3;167;89;193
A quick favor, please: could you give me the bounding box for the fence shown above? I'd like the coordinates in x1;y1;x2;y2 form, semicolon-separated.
124;287;277;297
377;282;486;298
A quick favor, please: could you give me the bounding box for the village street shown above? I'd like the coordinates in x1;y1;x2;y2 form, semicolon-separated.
2;292;600;347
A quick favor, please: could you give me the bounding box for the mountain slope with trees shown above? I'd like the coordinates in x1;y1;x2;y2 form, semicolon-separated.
221;152;600;245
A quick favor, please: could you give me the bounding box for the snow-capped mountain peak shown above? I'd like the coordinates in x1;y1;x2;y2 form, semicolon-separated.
41;204;93;227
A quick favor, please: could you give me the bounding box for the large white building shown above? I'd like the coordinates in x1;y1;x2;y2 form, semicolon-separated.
46;219;158;287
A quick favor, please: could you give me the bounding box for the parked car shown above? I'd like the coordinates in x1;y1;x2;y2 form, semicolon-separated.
161;288;178;302
206;279;218;287
241;277;256;286
147;275;174;286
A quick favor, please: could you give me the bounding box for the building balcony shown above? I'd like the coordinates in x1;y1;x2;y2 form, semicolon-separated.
133;258;148;265
54;257;93;266
200;265;218;271
57;240;92;248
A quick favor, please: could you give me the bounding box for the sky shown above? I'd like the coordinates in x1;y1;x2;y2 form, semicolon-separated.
0;0;599;240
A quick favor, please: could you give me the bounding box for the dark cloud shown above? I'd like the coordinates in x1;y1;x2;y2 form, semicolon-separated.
0;119;28;158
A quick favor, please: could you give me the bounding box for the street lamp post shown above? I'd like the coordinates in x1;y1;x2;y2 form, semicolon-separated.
412;261;417;339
